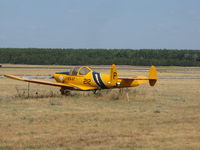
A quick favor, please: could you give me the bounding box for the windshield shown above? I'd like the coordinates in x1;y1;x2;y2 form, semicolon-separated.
79;67;91;75
70;67;80;75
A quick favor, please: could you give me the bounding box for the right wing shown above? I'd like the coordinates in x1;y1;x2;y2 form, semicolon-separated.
4;74;97;91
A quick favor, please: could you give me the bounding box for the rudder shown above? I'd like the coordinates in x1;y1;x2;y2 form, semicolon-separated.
149;65;157;86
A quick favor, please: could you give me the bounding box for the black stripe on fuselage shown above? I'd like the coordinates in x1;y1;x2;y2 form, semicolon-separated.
92;72;101;87
92;72;107;89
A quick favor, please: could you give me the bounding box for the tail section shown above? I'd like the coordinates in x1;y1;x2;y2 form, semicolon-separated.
110;64;118;86
149;65;157;86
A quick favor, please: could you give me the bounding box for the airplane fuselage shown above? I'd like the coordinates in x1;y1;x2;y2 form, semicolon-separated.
53;71;140;90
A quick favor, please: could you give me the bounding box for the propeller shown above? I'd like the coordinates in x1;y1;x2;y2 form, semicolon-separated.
49;76;54;79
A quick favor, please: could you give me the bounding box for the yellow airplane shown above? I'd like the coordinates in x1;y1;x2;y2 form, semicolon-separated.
4;64;157;95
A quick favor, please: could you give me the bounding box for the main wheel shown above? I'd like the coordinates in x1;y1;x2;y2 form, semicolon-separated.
60;88;71;96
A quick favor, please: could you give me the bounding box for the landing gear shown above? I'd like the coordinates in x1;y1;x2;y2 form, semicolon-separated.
60;88;71;96
92;89;97;94
92;89;103;96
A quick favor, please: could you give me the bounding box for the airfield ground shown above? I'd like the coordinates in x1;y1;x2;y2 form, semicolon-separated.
0;64;200;150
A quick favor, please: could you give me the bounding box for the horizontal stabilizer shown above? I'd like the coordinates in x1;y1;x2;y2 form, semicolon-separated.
118;65;158;86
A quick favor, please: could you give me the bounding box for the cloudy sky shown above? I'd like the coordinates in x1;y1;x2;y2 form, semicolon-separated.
0;0;200;49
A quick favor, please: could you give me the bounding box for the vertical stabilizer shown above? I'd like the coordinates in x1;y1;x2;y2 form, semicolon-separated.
149;65;157;86
110;64;118;86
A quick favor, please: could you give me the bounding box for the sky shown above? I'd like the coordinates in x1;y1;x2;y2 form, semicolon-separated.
0;0;200;49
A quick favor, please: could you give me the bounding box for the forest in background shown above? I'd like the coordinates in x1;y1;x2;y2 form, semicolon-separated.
0;48;200;66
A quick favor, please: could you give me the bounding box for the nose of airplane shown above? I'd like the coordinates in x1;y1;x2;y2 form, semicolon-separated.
53;73;58;79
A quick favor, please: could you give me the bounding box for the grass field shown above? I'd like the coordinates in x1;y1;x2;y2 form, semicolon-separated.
0;64;200;150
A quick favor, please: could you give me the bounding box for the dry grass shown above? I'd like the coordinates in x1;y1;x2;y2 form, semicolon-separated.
0;65;200;150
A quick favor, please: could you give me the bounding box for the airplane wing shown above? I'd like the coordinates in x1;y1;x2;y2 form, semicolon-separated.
4;74;97;91
67;83;98;91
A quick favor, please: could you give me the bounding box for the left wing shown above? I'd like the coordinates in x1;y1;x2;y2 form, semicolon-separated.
4;74;97;91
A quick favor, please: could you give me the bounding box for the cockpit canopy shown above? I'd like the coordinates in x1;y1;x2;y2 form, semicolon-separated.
70;66;92;75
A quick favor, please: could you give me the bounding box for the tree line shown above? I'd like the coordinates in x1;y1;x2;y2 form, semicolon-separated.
0;48;200;66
